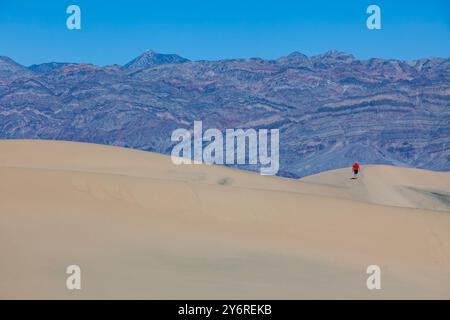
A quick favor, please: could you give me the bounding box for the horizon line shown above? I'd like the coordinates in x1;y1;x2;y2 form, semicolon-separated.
2;49;450;68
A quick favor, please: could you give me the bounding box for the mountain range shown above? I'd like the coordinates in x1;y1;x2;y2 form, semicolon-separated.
0;50;449;177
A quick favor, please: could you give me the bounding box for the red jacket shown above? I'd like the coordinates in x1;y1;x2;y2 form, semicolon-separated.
352;163;360;170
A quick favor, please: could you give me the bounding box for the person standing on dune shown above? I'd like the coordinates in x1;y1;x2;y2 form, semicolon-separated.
352;162;360;179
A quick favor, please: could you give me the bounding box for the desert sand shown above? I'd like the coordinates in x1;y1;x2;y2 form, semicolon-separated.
0;139;449;299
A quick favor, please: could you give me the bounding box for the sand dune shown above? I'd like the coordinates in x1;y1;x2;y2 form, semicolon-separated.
302;165;450;212
0;140;449;299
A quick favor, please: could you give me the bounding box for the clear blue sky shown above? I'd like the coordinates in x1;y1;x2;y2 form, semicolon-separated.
1;0;449;66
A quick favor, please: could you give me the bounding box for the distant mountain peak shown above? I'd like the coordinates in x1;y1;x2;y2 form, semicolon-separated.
0;55;25;67
0;55;13;63
287;51;308;58
319;50;355;61
124;50;190;69
0;55;32;79
277;50;356;65
277;51;309;65
29;62;74;73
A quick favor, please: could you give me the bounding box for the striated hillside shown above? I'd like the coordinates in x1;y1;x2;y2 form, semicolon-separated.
0;50;449;177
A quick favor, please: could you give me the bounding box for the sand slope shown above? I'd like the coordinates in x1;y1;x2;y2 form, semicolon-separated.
0;140;449;299
302;165;450;212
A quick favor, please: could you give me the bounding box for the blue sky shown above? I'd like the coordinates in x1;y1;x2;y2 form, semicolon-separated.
0;0;449;66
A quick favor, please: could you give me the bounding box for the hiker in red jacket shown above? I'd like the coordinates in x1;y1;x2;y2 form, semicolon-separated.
352;162;360;179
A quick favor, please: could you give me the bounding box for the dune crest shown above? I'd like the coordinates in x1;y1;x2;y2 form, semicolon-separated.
1;140;449;299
